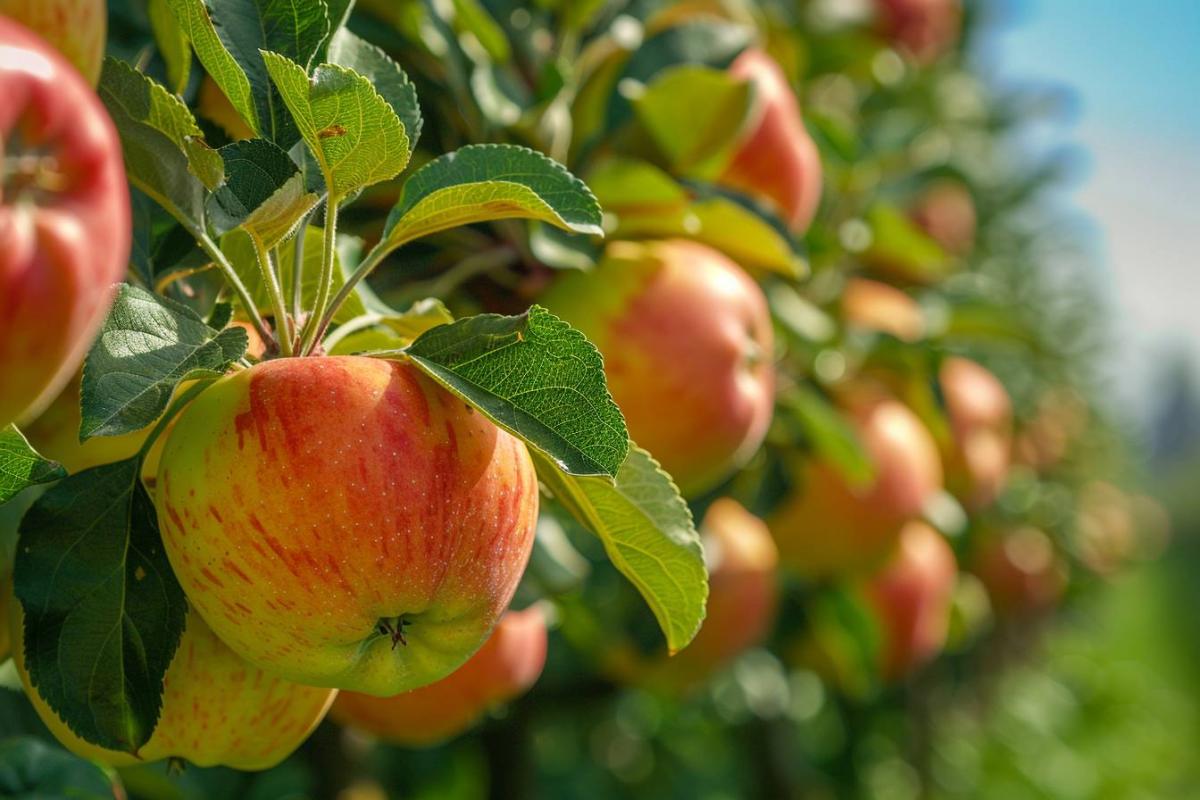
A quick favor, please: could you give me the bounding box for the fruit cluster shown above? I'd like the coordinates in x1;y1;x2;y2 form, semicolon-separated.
0;0;1157;796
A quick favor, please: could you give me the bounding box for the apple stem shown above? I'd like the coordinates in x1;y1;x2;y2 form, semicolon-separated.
376;616;409;650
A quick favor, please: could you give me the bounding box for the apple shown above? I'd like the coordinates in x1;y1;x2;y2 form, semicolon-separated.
644;498;778;689
0;0;106;84
970;526;1065;617
1074;481;1136;576
858;520;957;679
0;15;130;429
717;48;823;233
331;605;547;747
874;0;962;64
539;239;774;497
769;388;943;575
939;357;1012;510
840;277;926;342
1014;387;1088;472
910;180;975;256
156;356;540;696
10;604;336;770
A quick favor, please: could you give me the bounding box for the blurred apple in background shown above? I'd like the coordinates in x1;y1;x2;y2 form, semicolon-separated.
971;526;1067;618
874;0;962;64
841;277;926;342
770;388;943;575
717;48;823;233
939;357;1013;510
540;239;775;497
858;520;957;679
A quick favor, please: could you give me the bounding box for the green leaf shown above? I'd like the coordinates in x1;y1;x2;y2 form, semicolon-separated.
326;29;423;147
782;387;876;489
147;0;191;94
862;203;953;284
262;52;411;201
98;59;222;226
534;446;707;654
208;139;319;245
450;0;510;63
586;158;691;209
327;298;456;355
382;144;602;253
403;306;628;478
0;736;119;799
80;285;248;439
14;459;187;754
166;0;331;146
0;427;66;505
633;65;754;175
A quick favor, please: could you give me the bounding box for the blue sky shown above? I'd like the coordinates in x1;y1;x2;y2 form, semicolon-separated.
983;0;1200;422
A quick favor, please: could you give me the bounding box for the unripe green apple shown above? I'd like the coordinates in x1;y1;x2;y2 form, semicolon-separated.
0;0;106;84
331;605;547;747
857;520;957;679
539;240;774;497
770;389;943;576
939;357;1012;510
10;604;336;770
718;48;823;233
643;498;778;689
156;356;539;696
841;277;926;342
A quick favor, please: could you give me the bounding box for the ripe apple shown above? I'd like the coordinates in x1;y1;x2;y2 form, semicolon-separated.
717;48;823;233
769;389;943;575
910;180;975;256
858;520;957;679
0;15;130;428
156;356;540;696
539;239;774;497
331;605;547;747
970;526;1065;617
10;604;336;770
939;357;1012;510
644;498;778;689
0;0;106;84
874;0;962;64
841;277;926;342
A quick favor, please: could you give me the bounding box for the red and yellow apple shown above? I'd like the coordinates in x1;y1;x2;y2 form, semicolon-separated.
717;48;823;233
970;526;1065;617
0;0;106;84
874;0;962;64
939;357;1012;510
539;239;774;497
841;277;926;342
644;498;778;689
0;15;130;428
770;388;943;575
857;520;957;679
156;356;539;696
10;604;336;769
331;605;548;747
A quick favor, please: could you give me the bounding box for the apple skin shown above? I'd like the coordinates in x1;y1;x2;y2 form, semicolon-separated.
646;498;778;689
911;181;975;256
10;604;336;770
717;48;823;233
0;0;106;84
331;605;547;747
939;357;1012;510
0;15;130;429
970;527;1065;617
858;520;957;680
875;0;962;64
539;240;774;497
841;277;925;342
769;390;943;576
156;356;539;696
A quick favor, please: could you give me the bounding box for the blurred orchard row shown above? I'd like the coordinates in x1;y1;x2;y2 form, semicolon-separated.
0;0;1175;798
